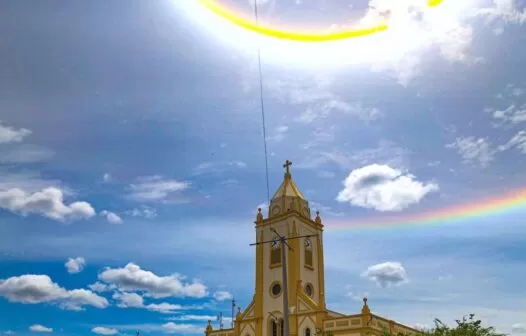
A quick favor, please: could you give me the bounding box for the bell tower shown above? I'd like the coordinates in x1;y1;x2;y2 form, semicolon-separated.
253;160;327;336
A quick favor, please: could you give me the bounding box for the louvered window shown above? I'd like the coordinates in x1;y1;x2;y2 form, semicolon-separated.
271;247;281;266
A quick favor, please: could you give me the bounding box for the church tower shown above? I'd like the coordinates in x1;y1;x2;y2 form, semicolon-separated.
204;161;419;336
252;160;327;336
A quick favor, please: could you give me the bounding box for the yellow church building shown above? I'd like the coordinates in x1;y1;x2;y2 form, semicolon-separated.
205;161;419;336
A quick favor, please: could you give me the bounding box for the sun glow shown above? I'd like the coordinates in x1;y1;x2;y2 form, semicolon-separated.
179;0;475;69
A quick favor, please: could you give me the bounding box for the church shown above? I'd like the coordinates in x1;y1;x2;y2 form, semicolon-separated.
205;161;419;336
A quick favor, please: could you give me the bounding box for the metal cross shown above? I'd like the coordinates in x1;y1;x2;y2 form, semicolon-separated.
283;160;292;174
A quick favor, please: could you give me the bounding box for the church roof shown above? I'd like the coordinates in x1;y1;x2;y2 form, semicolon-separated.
271;160;305;200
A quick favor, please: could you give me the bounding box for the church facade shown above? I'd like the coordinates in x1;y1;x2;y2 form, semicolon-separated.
205;161;419;336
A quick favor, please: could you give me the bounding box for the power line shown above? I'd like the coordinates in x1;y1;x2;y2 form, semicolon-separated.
253;0;271;204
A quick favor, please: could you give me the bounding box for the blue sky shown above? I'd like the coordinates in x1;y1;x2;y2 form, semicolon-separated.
1;0;526;336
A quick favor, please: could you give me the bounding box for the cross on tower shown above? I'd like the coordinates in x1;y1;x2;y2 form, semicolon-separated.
283;160;292;174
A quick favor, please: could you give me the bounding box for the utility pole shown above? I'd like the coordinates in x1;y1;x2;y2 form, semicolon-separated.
250;227;317;336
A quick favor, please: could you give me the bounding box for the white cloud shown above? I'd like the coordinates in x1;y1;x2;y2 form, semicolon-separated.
490;104;526;126
0;187;95;222
162;322;203;334
336;164;438;212
113;292;144;308
88;282;115;293
212;291;233;301
3;331;15;335
361;261;409;287
0;122;31;144
473;0;526;24
100;210;123;224
0;274;108;311
446;137;496;167
92;327;118;336
125;206;157;219
112;291;183;313
65;257;86;274
99;263;208;299
29;325;52;333
499;131;526;154
146;302;185;314
102;174;112;182
128;176;190;202
512;324;526;334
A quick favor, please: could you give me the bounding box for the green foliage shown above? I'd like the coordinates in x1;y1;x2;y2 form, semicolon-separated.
380;314;506;336
423;314;506;336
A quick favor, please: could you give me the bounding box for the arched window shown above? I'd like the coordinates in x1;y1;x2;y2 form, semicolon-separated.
305;328;311;336
271;320;277;336
304;238;313;269
270;238;282;267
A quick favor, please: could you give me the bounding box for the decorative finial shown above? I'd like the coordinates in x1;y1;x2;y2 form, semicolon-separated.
361;297;371;315
206;320;213;335
236;306;243;320
283;160;292;175
315;211;322;224
256;208;263;222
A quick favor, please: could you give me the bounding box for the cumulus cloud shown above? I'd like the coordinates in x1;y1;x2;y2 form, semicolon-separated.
0;274;108;311
88;282;115;293
99;263;208;299
113;292;144;308
336;164;438;211
0;187;95;222
100;210;123;224
128;176;190;203
361;261;409;287
212;291;233;301
0;122;31;144
92;327;118;336
112;291;185;314
65;257;86;274
29;325;52;333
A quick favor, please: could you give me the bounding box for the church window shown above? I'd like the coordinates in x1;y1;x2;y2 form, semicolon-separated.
304;283;313;297
280;319;284;336
271;320;278;336
305;328;311;336
270;282;282;297
270;237;282;267
304;238;313;269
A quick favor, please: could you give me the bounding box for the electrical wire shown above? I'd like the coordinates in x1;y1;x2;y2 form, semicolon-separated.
254;0;271;204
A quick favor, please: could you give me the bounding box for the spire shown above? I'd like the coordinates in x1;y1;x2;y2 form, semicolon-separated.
271;160;305;200
267;160;311;219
